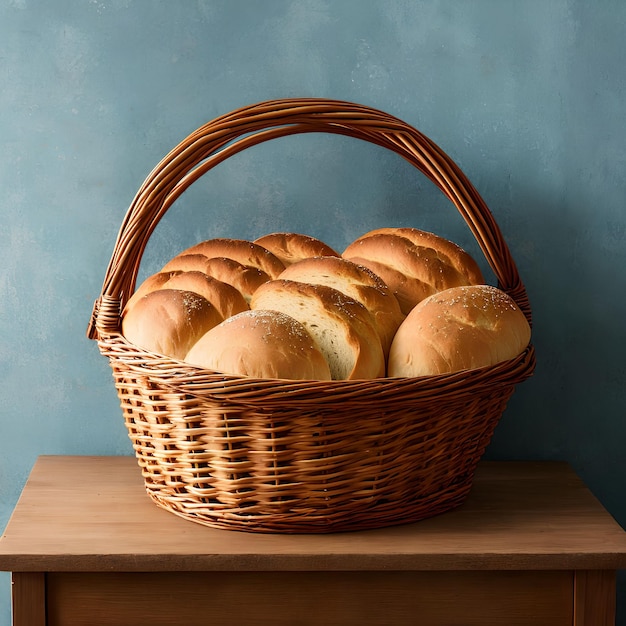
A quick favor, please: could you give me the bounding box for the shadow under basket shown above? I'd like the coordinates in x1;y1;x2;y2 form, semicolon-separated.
88;98;536;533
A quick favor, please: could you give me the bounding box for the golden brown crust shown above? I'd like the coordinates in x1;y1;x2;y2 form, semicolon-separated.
124;270;181;314
121;289;223;360
278;256;404;359
340;256;429;317
387;285;531;377
162;255;270;302
251;279;385;380
355;227;484;285
156;271;249;320
343;233;474;314
178;238;286;279
161;253;214;274
253;232;339;266
125;270;249;321
184;310;332;380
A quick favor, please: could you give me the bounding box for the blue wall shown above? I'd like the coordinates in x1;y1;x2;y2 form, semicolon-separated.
1;1;625;623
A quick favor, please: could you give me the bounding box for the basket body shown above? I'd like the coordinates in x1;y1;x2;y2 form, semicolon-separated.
89;98;535;533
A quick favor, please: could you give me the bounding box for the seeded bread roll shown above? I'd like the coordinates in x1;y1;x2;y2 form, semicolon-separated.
352;227;484;285
162;254;270;302
123;270;181;314
178;238;286;279
121;289;223;360
253;232;339;266
185;310;332;380
387;285;531;377
153;271;249;319
343;233;475;315
124;270;249;320
250;279;385;380
278;256;405;359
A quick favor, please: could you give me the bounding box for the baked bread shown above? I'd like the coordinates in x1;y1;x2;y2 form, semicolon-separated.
387;285;531;377
250;279;385;380
343;233;477;315
352;227;484;285
124;270;181;314
124;270;249;321
185;310;332;380
253;232;339;266
162;254;270;302
177;238;286;279
121;289;223;360
278;256;405;359
151;271;248;320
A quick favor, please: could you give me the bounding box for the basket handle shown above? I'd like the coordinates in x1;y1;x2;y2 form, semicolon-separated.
88;98;531;340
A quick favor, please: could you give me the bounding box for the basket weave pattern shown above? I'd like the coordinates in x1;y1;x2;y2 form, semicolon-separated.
89;99;535;533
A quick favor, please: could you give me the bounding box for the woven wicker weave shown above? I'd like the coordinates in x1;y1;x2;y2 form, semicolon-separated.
88;98;536;533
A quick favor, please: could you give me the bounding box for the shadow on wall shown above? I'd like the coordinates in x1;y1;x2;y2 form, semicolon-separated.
483;180;626;624
484;183;626;544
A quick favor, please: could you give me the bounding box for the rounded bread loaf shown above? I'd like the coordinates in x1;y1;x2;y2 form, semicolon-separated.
124;270;181;314
253;232;339;266
124;270;249;320
152;271;249;319
278;255;405;359
121;289;223;360
177;238;286;279
342;233;474;315
338;257;417;318
387;285;531;377
352;227;484;285
185;309;332;380
250;279;385;381
162;254;270;302
161;253;215;274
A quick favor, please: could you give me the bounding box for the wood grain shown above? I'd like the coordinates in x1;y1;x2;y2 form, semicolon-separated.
574;570;616;625
11;572;45;626
47;570;573;626
1;456;626;573
3;457;626;626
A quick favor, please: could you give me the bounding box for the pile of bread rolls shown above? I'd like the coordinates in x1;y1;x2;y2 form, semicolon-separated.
122;228;531;380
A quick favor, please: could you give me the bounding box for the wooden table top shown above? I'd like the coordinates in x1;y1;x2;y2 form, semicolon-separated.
1;456;626;573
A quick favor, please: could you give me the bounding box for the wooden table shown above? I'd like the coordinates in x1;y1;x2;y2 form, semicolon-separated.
1;456;626;625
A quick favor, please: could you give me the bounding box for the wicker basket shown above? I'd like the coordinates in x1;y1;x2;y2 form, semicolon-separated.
88;98;536;533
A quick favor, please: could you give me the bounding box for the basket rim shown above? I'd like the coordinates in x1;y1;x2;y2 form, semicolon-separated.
97;329;535;406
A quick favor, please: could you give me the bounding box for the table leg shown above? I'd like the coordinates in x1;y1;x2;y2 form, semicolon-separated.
12;572;46;626
573;570;616;626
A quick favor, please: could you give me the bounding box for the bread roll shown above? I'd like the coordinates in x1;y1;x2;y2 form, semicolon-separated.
343;233;475;315
253;232;339;266
121;289;223;360
352;227;484;285
251;279;385;380
161;253;213;274
154;271;249;320
124;270;249;321
387;285;531;377
162;254;270;302
124;270;181;314
278;256;405;359
177;238;286;279
339;258;417;317
185;310;332;380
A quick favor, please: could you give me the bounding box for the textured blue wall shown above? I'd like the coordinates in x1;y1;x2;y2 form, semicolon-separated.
1;1;625;623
